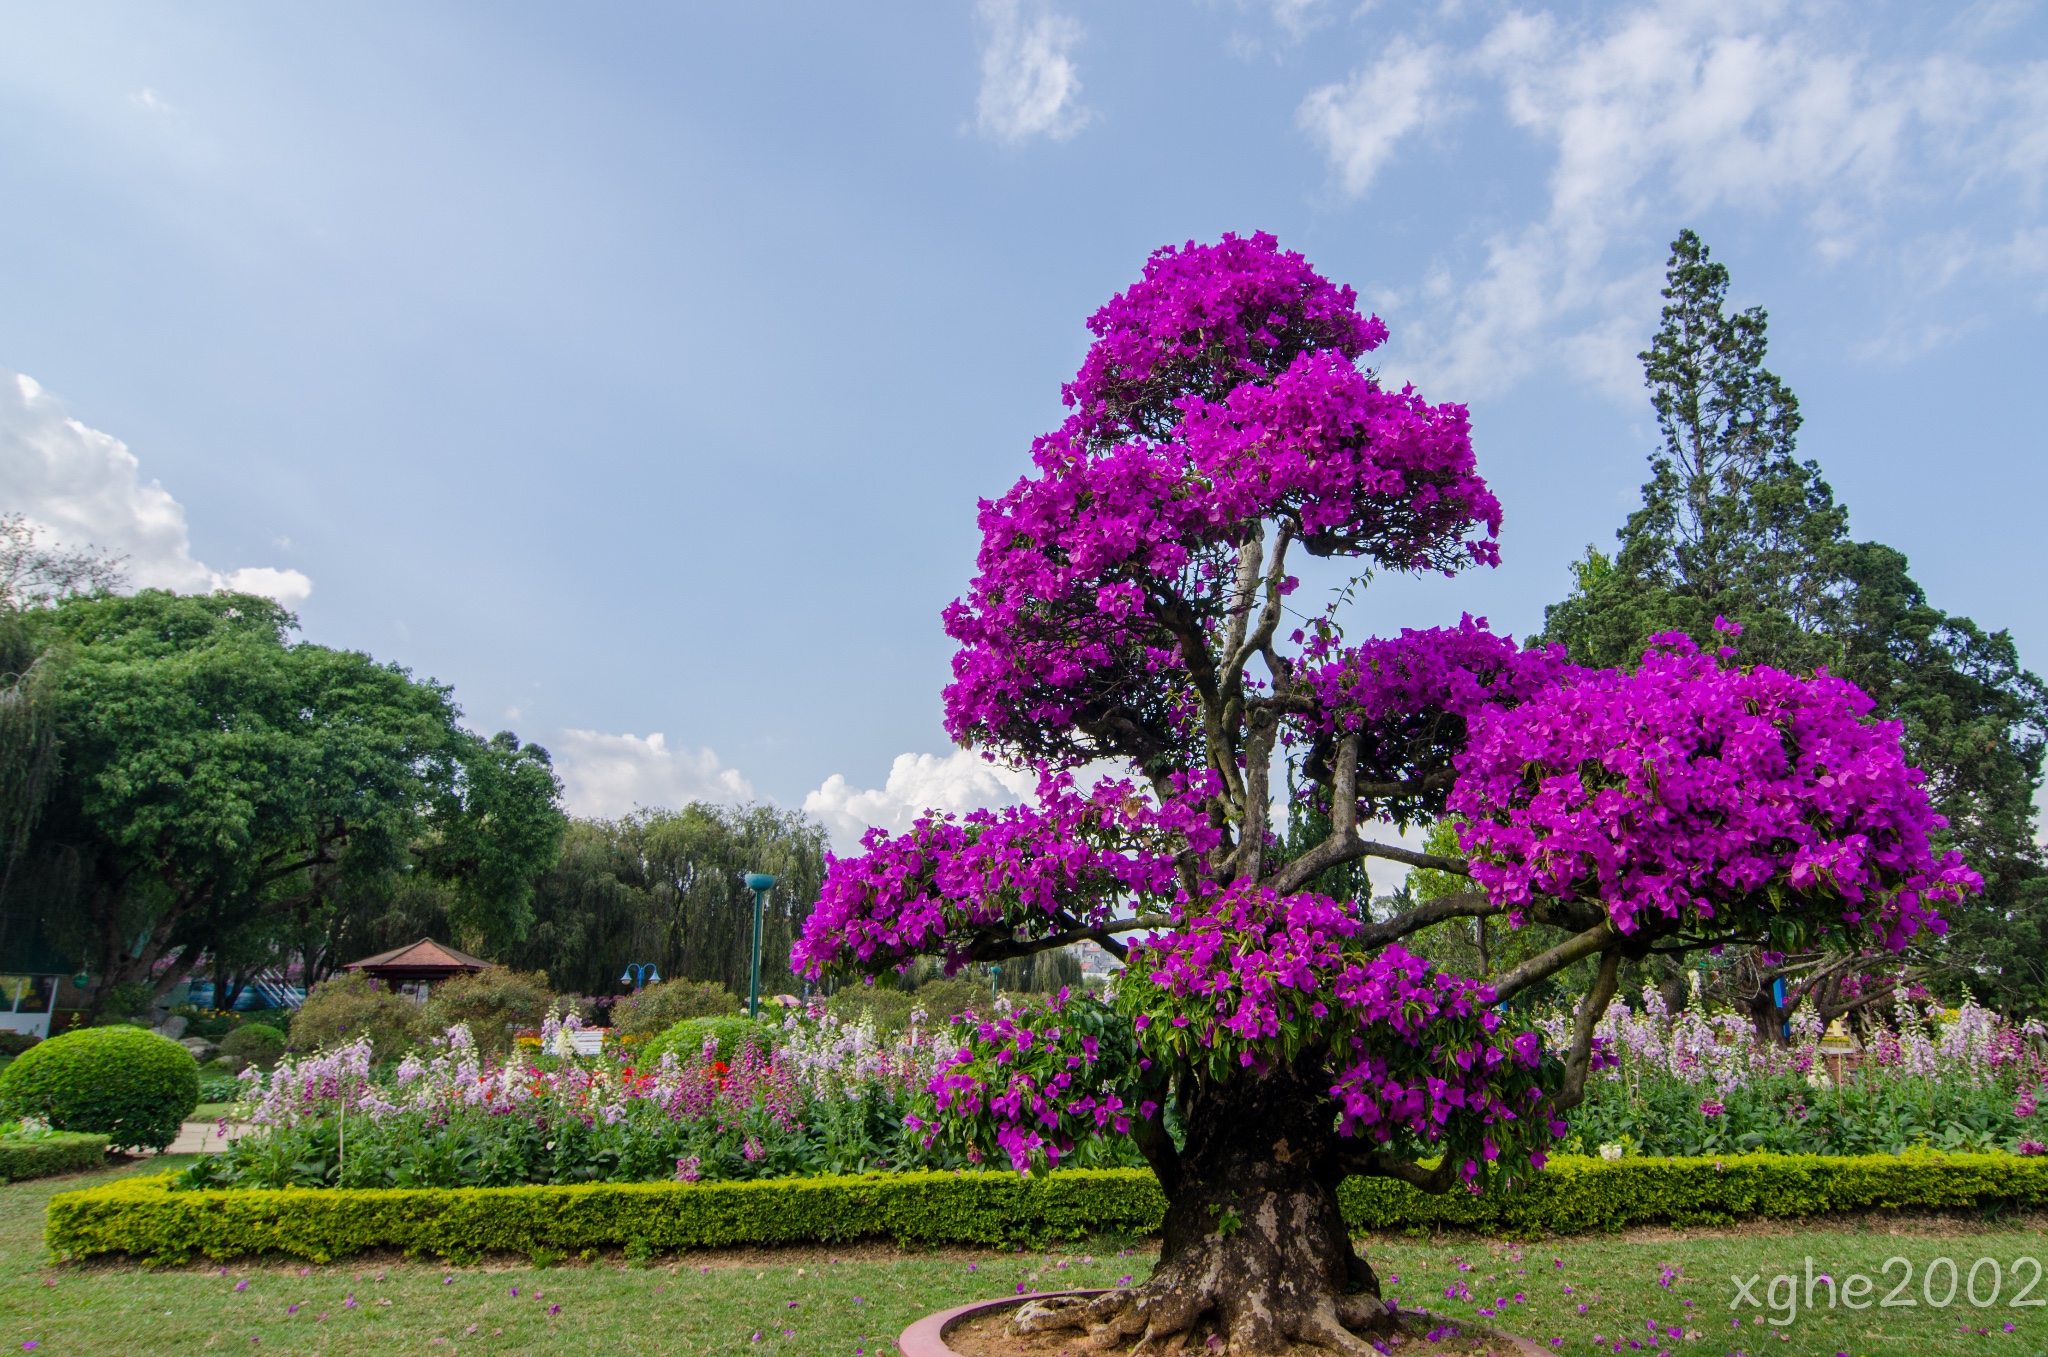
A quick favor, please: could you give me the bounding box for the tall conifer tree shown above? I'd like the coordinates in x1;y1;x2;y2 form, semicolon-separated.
1543;231;2048;1012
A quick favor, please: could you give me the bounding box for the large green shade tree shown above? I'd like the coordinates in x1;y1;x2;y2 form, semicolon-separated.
4;589;566;1012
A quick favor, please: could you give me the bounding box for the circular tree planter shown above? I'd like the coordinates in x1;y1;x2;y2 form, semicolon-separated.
898;1289;1555;1356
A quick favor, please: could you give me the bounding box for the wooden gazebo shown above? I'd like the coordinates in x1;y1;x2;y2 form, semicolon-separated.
343;939;489;994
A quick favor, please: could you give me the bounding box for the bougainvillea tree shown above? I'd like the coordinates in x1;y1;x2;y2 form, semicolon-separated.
794;234;1979;1355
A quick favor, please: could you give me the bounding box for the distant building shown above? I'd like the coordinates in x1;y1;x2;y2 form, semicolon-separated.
344;939;490;998
1075;940;1122;979
0;909;80;1038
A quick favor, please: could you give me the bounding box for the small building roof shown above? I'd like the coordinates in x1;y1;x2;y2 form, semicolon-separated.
343;939;490;976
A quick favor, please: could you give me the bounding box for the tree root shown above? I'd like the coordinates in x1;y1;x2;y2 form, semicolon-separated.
1010;1265;1397;1355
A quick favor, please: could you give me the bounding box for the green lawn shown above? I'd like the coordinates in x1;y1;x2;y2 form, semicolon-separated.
4;1158;2048;1356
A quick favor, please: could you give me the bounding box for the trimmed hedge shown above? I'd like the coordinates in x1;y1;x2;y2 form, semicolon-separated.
1335;1150;2048;1235
0;1132;107;1183
45;1152;2048;1264
46;1167;1168;1264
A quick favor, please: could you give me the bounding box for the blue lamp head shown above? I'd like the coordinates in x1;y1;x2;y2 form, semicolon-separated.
647;965;660;984
744;872;778;892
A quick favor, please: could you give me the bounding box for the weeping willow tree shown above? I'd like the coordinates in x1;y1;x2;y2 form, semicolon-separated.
0;617;62;909
499;804;830;996
0;515;121;923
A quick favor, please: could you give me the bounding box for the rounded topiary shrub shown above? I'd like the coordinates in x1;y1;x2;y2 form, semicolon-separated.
641;1015;779;1067
421;967;557;1055
217;1023;287;1073
290;972;428;1063
0;1025;199;1151
611;979;740;1038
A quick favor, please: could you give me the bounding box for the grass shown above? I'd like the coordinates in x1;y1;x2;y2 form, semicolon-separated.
1364;1224;2048;1356
4;1160;2048;1356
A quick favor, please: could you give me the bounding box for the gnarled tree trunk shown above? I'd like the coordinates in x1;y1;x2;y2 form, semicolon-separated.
1017;1067;1393;1354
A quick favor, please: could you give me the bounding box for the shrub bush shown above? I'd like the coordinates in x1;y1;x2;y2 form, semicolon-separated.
173;1006;257;1042
611;980;740;1037
218;1024;287;1073
641;1015;779;1066
95;981;155;1023
290;972;428;1062
0;1027;199;1152
0;1131;107;1182
825;976;990;1032
421;968;556;1055
47;1152;2048;1264
0;1033;40;1057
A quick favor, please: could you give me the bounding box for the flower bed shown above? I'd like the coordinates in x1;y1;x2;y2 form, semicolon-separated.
50;1152;2048;1264
1547;991;2048;1157
176;993;2048;1207
180;1007;1143;1193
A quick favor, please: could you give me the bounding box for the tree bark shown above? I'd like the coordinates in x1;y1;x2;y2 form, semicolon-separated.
1015;1067;1395;1354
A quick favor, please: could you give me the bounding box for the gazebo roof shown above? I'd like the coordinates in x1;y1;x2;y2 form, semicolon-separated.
343;939;490;976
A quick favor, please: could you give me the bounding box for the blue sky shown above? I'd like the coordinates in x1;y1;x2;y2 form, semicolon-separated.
2;0;2044;851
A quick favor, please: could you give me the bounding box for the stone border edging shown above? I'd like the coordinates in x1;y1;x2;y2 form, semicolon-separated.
896;1288;1554;1356
899;1288;1107;1357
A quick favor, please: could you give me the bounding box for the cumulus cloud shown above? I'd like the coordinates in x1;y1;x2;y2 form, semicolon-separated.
1306;2;2048;398
805;749;1038;852
976;0;1089;143
1298;40;1446;199
0;369;311;604
552;730;755;820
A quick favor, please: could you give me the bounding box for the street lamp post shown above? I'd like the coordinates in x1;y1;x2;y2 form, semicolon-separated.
620;963;661;991
743;872;777;1019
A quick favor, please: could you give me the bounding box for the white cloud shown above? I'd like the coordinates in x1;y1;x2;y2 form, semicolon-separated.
127;87;173;115
1268;0;1330;39
0;370;312;604
1314;2;2048;399
976;0;1089;143
805;749;1038;852
1298;40;1446;198
552;730;755;819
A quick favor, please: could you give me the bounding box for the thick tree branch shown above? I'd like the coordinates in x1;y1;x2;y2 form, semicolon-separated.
1329;731;1360;840
1352;769;1459;801
1218;533;1264;701
1339;1147;1462;1195
1227;520;1295;688
1349;889;1504;948
1238;704;1281;883
1264;826;1468;896
1134;1105;1181;1196
1488;920;1618;1004
955;914;1170;964
1552;948;1624;1114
